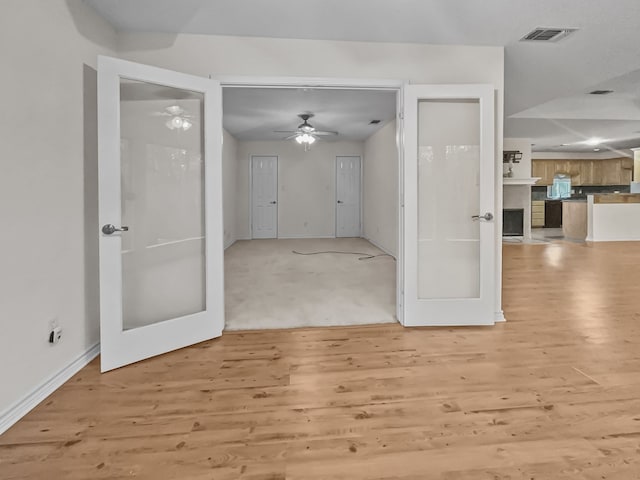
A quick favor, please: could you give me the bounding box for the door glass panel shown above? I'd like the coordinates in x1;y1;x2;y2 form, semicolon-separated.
417;99;480;299
120;78;205;330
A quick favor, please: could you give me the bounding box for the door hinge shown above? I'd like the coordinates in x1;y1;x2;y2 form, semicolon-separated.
398;111;404;120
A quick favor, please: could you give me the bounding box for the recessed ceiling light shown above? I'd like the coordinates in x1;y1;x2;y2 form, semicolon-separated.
589;89;614;95
584;137;604;146
593;148;601;152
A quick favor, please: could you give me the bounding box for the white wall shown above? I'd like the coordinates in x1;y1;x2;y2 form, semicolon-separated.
236;140;364;238
363;121;398;256
222;130;238;248
117;33;505;88
0;1;116;418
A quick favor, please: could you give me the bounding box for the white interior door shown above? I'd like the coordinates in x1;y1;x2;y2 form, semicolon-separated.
403;84;495;326
98;56;224;372
251;155;278;239
336;156;362;237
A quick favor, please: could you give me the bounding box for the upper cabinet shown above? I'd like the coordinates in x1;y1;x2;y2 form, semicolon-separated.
531;158;633;186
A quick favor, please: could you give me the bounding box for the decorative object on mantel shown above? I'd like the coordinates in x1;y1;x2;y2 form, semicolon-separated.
503;150;523;178
503;151;523;163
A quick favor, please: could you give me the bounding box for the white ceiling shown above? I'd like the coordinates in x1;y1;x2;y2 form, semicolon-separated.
85;0;640;152
222;88;396;142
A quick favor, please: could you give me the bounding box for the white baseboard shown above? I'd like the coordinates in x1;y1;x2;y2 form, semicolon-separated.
363;236;396;259
224;238;237;250
495;311;506;322
0;342;100;435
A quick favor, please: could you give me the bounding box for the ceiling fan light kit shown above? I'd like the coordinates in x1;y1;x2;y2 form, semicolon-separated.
275;113;338;151
165;116;192;131
157;105;195;131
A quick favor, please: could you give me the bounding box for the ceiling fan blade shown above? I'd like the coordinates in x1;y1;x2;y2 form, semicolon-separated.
313;130;339;136
274;130;298;134
283;134;300;140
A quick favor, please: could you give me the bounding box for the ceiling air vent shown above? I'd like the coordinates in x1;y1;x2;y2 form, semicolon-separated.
521;27;577;42
589;90;614;95
369;120;381;125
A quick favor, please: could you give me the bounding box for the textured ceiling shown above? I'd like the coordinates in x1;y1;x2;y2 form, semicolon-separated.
222;88;397;142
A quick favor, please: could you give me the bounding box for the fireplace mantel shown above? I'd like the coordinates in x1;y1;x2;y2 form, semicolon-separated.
503;177;541;186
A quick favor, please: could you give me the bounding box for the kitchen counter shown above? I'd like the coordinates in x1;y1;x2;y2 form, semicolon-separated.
587;194;640;241
593;193;640;204
562;199;587;241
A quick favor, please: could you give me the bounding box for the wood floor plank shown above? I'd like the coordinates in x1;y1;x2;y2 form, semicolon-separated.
3;241;640;478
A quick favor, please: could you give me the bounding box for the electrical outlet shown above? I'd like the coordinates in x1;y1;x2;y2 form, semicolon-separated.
49;326;62;344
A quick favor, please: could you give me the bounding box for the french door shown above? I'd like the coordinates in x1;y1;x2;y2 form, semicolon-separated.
98;56;224;372
402;84;496;326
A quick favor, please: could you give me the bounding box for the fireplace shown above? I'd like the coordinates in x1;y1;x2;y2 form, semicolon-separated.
503;208;524;236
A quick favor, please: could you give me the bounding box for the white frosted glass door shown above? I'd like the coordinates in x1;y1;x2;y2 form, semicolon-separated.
98;56;224;372
403;85;495;326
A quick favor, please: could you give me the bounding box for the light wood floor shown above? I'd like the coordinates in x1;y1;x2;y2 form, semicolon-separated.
3;241;640;479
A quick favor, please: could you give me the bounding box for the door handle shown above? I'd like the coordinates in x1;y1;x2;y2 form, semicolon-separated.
471;213;493;221
337;200;344;204
102;224;129;235
270;201;277;204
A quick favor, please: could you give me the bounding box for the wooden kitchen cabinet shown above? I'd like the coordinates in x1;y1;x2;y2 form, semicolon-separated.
531;200;545;227
601;159;620;185
531;157;633;186
532;161;546;184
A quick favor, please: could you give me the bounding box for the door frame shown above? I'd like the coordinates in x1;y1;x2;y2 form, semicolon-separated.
221;77;406;323
219;76;503;326
335;155;363;238
249;154;279;239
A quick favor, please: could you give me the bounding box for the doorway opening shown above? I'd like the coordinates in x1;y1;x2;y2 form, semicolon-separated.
220;84;401;331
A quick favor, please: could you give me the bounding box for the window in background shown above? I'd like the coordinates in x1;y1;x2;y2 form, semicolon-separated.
547;174;571;199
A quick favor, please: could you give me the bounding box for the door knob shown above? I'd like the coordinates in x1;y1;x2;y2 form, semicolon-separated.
337;200;344;204
102;224;129;235
270;201;277;204
471;213;493;221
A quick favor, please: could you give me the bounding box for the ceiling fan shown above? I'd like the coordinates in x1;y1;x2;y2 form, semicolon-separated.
151;105;196;131
275;114;338;149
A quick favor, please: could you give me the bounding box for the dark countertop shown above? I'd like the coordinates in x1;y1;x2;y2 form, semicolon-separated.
562;197;588;202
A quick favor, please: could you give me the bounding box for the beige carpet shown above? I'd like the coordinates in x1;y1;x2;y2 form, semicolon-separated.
224;238;397;331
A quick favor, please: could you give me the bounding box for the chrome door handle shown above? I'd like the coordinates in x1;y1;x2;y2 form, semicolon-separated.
102;224;129;235
270;201;277;204
471;213;493;221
